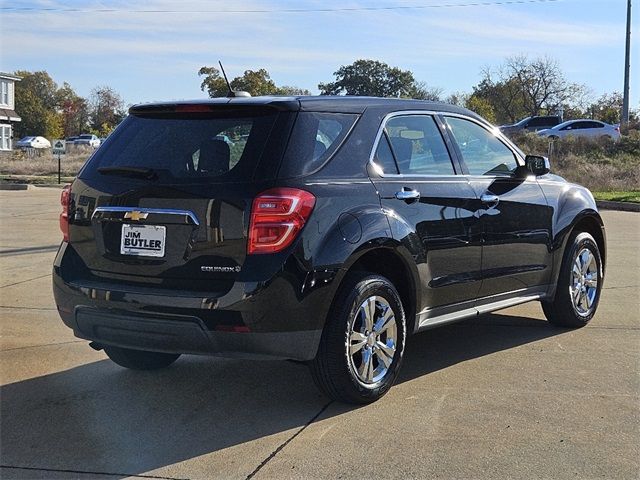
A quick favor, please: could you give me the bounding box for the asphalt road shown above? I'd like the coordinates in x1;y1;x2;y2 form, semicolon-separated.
1;187;638;480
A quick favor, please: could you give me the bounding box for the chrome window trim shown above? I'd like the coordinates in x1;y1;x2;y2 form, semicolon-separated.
92;206;200;226
368;110;524;179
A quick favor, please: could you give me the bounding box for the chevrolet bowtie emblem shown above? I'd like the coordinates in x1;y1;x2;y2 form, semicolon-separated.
124;211;149;221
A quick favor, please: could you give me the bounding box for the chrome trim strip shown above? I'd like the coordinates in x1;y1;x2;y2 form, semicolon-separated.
92;206;200;226
416;293;543;331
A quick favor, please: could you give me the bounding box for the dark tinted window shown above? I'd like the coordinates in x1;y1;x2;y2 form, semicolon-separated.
528;117;558;127
372;134;399;174
445;116;517;176
81;109;279;183
384;115;454;175
279;112;358;177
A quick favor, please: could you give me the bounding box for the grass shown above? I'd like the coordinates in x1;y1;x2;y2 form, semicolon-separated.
508;130;640;193
592;191;640;203
0;147;91;177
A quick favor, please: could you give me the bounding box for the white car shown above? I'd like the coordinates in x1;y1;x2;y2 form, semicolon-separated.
15;136;52;149
538;120;621;140
74;134;101;148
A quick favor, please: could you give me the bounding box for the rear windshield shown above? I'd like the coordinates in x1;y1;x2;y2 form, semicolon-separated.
80;108;280;183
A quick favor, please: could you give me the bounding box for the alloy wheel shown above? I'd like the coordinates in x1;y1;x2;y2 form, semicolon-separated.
347;296;397;386
570;247;599;317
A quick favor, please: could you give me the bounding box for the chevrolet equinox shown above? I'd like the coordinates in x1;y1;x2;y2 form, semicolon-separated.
53;96;606;404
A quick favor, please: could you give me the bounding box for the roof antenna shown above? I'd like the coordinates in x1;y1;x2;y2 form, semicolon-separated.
219;61;251;98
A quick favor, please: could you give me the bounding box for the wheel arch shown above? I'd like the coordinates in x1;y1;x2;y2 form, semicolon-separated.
548;209;606;300
571;214;606;275
339;243;420;335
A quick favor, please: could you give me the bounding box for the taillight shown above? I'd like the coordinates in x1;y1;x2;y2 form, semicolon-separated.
248;188;316;254
60;184;71;242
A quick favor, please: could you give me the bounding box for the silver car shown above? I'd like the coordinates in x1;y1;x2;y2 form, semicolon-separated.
538;120;621;140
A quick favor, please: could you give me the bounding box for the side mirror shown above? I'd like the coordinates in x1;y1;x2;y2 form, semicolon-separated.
524;155;550;176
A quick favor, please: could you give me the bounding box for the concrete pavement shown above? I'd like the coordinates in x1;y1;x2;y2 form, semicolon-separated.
1;188;638;479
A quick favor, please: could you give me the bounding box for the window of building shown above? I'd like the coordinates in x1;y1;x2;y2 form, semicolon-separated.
0;81;9;106
0;125;11;150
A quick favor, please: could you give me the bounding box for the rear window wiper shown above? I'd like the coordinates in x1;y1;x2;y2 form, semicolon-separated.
97;166;158;180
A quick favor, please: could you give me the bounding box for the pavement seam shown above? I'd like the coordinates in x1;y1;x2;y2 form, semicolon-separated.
0;465;189;480
245;401;333;480
0;340;85;352
0;246;60;257
0;305;57;311
0;273;52;289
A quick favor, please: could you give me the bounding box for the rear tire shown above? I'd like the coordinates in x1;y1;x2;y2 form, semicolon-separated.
310;272;406;404
104;346;180;370
542;231;603;328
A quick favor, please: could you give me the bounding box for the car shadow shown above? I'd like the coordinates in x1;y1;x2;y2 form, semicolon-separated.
0;312;566;478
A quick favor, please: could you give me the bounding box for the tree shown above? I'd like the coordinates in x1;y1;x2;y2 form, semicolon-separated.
276;85;312;96
198;66;310;97
57;82;90;137
318;59;417;97
472;55;587;124
465;95;496;123
198;66;229;97
13;70;63;138
89;86;125;135
588;92;623;124
409;82;443;101
231;69;278;96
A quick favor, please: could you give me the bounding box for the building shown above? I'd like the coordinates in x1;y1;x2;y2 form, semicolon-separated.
0;73;22;151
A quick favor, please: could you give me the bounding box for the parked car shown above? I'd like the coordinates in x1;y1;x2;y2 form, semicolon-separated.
499;115;562;135
15;136;51;149
538;120;621;140
53;97;606;404
74;134;101;148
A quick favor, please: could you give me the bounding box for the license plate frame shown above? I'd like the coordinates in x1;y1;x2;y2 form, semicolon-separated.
120;224;166;257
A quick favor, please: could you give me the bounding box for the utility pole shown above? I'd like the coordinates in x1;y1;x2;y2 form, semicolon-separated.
622;0;632;126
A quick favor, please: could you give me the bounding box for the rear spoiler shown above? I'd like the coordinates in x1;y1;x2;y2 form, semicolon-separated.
129;99;301;115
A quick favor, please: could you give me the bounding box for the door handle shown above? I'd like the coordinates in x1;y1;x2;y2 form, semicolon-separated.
480;194;499;205
395;189;421;201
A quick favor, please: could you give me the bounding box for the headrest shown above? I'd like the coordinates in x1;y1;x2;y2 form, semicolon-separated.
199;139;230;175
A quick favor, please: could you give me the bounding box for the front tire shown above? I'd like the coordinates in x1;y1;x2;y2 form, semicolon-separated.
542;231;603;327
104;346;180;370
310;272;406;404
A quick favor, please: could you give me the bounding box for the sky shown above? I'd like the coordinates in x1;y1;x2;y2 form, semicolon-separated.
0;0;638;109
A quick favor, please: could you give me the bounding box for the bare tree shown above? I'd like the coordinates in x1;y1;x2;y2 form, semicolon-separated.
473;55;588;123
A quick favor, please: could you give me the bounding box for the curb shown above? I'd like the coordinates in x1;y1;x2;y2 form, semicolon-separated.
0;183;67;190
33;184;67;189
596;200;640;212
0;184;30;190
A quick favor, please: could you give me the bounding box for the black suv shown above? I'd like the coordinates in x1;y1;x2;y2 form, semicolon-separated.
53;97;605;403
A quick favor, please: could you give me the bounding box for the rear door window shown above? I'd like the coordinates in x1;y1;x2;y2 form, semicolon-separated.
80;108;281;183
381;115;455;175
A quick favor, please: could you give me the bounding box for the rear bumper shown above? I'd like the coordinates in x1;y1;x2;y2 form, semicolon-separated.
52;243;337;361
71;307;321;360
